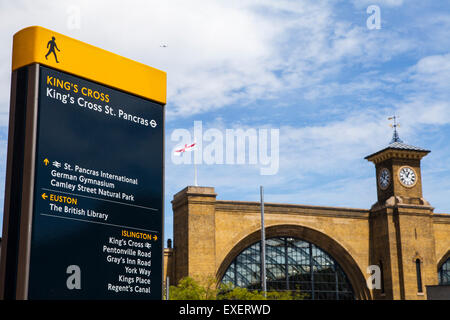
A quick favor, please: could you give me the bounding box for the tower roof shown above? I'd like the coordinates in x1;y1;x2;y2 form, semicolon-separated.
365;140;430;163
386;140;430;152
365;116;430;163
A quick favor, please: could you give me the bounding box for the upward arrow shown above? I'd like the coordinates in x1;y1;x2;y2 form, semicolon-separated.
43;158;49;166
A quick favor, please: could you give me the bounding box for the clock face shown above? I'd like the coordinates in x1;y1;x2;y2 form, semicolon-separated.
378;168;390;190
398;166;417;187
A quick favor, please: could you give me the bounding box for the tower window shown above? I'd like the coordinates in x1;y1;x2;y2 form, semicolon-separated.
439;257;450;285
379;260;385;294
415;259;423;293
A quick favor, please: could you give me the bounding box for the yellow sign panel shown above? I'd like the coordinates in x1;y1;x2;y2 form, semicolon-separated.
12;26;166;104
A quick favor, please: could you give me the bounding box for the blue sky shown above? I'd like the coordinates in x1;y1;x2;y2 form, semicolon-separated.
0;0;449;242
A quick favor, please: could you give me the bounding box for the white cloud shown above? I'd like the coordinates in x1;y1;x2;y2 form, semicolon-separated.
0;0;419;121
409;53;450;90
390;53;450;133
277;112;390;174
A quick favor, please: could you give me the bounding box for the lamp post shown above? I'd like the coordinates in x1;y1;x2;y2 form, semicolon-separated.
260;186;267;297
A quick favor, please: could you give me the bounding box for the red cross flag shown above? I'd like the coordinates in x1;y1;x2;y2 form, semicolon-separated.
173;142;199;186
174;142;196;156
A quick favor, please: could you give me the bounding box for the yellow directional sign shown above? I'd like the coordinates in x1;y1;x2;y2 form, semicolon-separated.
12;26;166;104
1;25;166;300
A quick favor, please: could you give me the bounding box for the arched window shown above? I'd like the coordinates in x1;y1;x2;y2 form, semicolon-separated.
220;237;354;300
416;259;423;293
439;257;450;285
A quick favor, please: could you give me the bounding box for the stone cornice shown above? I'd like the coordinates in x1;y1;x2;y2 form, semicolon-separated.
433;213;450;224
365;149;429;164
215;200;370;220
171;186;217;210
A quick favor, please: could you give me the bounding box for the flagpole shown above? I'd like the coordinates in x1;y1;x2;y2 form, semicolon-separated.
174;142;198;186
194;161;198;186
194;142;198;186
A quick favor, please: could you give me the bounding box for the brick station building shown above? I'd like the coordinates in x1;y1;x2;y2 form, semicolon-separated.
164;134;450;300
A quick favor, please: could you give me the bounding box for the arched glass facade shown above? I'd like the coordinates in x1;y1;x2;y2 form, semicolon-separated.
439;257;450;285
221;237;354;300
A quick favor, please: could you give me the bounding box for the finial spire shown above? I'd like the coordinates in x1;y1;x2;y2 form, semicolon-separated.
388;115;403;143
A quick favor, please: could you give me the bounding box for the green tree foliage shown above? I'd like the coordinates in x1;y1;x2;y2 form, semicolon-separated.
168;277;307;300
168;276;215;300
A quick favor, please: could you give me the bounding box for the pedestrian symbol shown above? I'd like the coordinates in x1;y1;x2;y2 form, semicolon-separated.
45;36;60;63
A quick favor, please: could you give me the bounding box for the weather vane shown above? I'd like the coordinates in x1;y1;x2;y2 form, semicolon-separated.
388;115;403;143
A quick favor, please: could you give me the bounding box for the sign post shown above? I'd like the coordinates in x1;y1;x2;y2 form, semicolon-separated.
0;26;166;299
260;185;266;297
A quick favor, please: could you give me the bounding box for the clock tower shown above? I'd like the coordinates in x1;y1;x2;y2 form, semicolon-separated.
365;128;430;208
365;118;438;300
